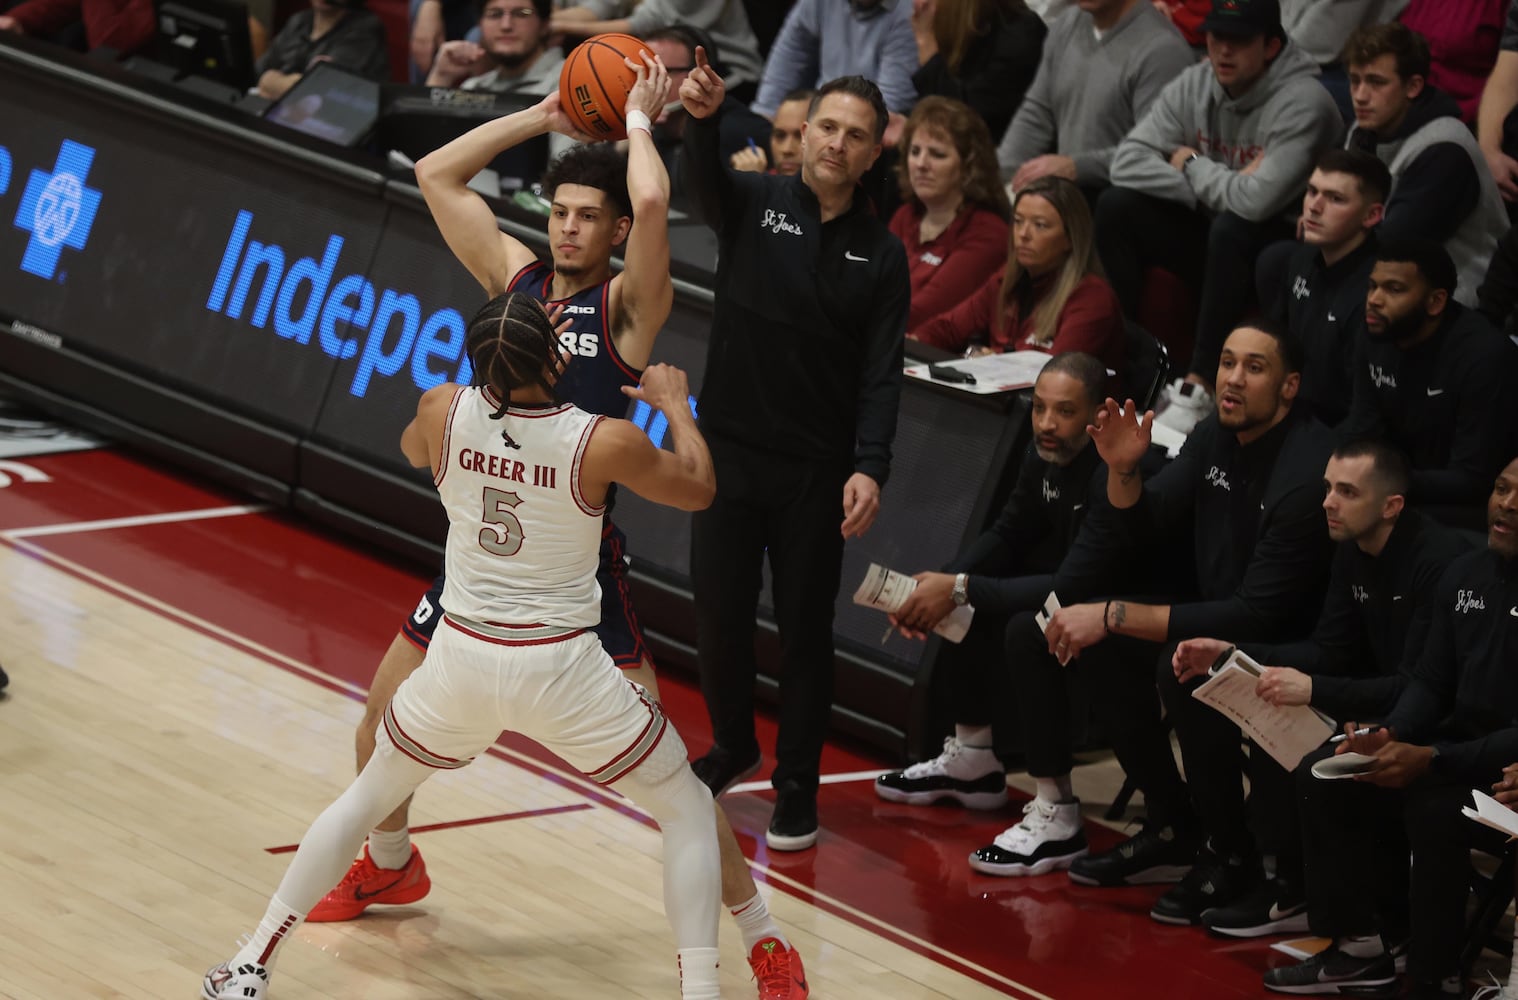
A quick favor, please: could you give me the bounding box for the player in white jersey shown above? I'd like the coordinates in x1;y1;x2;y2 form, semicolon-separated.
203;292;725;1000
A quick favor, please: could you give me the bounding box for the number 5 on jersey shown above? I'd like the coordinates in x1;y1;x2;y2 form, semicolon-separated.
480;486;525;556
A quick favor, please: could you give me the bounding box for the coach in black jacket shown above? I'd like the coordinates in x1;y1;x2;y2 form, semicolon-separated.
1270;456;1518;999
1343;240;1518;514
1171;441;1472;941
872;354;1108;829
1044;322;1336;919
678;56;909;852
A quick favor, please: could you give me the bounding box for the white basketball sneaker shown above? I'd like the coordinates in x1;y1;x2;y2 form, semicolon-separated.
874;737;1007;809
969;798;1087;876
1153;378;1213;436
202;960;269;999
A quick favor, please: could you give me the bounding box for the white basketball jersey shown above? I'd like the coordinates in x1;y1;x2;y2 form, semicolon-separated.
433;386;606;629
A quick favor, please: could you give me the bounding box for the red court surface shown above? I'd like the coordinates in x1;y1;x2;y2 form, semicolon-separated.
0;447;1298;999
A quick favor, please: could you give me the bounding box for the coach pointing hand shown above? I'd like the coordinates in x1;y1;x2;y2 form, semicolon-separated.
679;65;909;852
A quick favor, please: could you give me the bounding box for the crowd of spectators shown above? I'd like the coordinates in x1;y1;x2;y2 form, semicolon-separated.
10;0;1518;996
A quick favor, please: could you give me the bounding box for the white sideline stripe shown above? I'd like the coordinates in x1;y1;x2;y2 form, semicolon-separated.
726;768;885;796
3;504;269;539
8;540;1052;1000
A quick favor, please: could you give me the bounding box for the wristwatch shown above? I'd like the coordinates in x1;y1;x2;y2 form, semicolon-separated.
951;573;969;607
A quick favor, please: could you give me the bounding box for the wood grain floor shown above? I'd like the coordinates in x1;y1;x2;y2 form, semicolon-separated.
0;541;1023;999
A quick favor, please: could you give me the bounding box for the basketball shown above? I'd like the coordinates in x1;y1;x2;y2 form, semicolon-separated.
558;33;649;142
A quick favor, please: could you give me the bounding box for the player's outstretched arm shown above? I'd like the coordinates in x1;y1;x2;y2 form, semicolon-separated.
613;51;675;366
415;97;586;294
583;365;714;511
400;384;461;474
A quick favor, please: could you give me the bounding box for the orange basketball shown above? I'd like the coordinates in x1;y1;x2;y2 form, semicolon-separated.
559;33;649;142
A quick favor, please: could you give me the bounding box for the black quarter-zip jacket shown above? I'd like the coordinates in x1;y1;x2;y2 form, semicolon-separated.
1245;510;1475;724
1385;546;1518;784
1342;304;1518;505
683;112;909;484
1057;411;1337;641
943;441;1104;615
1268;236;1378;428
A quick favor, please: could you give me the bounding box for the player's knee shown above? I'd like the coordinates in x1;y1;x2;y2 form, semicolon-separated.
616;729;712;821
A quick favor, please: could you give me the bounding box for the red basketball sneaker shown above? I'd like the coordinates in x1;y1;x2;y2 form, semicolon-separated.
306;845;431;922
748;937;808;1000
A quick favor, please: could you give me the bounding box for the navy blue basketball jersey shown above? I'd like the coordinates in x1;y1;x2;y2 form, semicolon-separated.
508;260;642;418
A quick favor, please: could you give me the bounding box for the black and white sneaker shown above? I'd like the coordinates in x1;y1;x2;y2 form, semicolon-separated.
968;799;1087;876
1067;823;1197;887
690;744;761;799
874;737;1007;809
766;781;819;852
1201;876;1310;937
1262;945;1396;995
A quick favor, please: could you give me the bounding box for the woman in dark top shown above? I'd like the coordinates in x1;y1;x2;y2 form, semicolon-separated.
256;0;390;99
909;0;1046;141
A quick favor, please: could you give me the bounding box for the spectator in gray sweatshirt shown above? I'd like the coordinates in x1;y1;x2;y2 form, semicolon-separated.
752;0;920;132
998;0;1193;201
1095;0;1343;436
1344;22;1508;308
549;0;766;103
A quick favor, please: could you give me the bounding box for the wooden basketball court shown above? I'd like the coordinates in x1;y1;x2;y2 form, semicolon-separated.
0;443;1335;999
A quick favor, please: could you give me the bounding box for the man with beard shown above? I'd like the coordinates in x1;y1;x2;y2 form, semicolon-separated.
1041;321;1335;923
1342;240;1517;515
872;353;1108;876
426;0;562;96
1265;456;1518;1000
1170;440;1471;941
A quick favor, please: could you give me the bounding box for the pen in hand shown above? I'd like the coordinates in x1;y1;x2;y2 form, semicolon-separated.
1330;725;1381;744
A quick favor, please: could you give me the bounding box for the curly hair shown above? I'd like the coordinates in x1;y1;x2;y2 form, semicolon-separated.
540;144;632;219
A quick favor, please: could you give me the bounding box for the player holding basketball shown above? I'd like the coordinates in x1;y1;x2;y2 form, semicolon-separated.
311;49;809;997
202;297;724;1000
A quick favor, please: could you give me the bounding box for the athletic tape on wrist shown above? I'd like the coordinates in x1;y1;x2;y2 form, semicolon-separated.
625;110;653;135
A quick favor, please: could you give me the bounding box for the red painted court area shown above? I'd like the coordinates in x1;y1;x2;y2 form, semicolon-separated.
0;447;1296;999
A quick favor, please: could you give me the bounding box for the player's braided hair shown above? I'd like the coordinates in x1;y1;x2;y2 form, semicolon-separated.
465;291;560;448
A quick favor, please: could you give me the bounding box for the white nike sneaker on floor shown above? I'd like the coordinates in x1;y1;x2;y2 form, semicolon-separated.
1153;379;1213;436
202;960;269;999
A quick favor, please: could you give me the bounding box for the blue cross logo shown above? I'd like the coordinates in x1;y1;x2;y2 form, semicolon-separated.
13;140;102;280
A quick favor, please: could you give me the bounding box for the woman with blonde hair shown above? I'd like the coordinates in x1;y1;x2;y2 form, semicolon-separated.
889;96;1012;333
911;175;1124;374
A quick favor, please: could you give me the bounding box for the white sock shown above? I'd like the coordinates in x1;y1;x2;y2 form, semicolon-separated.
730;891;788;952
1034;774;1074;805
367;827;413;869
233;894;303;972
1338;934;1384;959
677;947;721;1000
954;724;993;749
